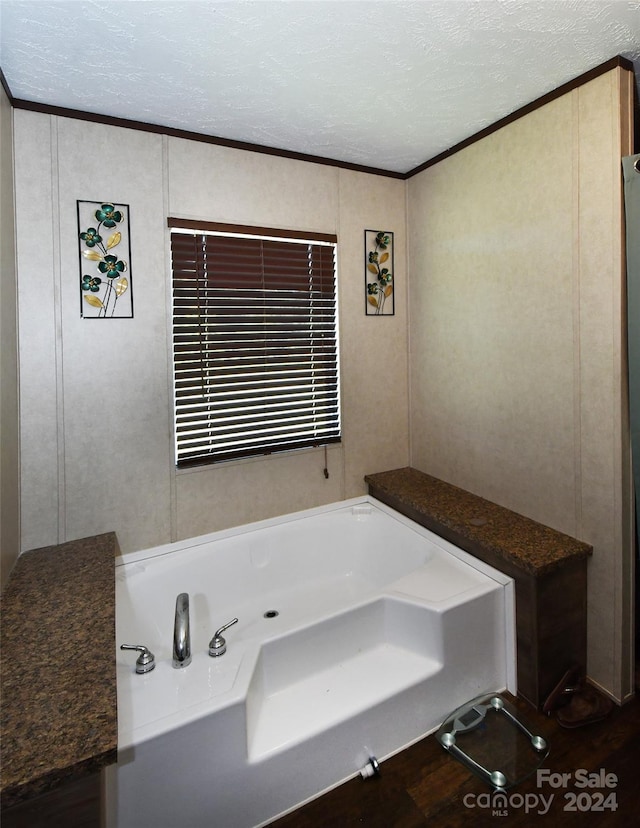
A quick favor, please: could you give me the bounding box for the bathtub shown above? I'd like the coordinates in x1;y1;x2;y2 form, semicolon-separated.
105;496;515;828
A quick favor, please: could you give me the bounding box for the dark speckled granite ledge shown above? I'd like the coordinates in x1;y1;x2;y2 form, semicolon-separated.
365;467;591;577
1;534;118;810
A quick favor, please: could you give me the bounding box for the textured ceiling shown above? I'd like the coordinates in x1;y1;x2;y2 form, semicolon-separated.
1;0;639;173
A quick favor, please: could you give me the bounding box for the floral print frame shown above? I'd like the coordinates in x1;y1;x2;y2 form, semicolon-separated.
365;229;394;315
77;200;133;318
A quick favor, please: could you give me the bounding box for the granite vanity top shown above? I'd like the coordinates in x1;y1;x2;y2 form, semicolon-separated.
365;467;591;577
1;533;118;809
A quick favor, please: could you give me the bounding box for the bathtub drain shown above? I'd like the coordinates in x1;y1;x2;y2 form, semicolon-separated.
263;610;279;618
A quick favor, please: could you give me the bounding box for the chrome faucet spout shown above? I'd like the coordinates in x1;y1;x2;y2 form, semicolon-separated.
172;592;191;668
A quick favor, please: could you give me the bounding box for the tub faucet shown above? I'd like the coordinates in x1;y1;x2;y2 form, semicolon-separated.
172;592;191;668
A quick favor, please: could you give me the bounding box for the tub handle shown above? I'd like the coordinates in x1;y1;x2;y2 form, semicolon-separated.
121;644;156;674
208;618;238;657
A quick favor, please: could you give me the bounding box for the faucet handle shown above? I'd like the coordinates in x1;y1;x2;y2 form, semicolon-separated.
121;644;156;674
208;618;238;657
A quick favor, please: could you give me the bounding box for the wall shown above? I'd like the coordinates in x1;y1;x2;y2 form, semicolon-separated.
10;66;634;700
0;83;19;588
407;67;634;701
13;112;409;555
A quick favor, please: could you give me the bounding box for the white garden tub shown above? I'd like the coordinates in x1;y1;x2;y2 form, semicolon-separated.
105;496;515;828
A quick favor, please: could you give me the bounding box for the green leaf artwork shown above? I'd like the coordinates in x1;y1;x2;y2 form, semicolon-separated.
365;229;394;315
77;201;133;318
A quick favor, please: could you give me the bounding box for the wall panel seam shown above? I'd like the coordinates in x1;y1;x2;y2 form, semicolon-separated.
50;114;65;545
572;89;583;541
163;134;178;543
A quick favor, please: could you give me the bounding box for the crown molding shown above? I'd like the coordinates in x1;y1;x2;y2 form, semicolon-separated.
2;55;634;179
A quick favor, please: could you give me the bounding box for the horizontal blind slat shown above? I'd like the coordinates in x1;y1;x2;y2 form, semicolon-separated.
177;435;342;467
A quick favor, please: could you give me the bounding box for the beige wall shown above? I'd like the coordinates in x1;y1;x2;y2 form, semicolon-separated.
0;83;20;589
13;112;409;554
407;67;634;701
10;66;633;699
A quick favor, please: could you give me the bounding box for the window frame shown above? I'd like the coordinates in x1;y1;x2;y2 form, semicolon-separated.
168;218;341;468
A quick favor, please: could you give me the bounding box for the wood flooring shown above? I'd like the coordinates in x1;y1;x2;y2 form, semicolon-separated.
267;690;640;827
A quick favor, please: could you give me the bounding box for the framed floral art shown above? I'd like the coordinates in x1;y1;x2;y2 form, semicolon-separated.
77;200;133;318
365;229;394;315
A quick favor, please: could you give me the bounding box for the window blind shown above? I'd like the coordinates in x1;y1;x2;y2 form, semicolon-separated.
170;221;341;466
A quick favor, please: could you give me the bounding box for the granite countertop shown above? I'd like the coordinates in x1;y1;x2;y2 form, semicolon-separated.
365;467;591;577
1;533;118;810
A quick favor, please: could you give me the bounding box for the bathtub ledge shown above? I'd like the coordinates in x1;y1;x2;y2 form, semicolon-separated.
365;467;591;709
0;533;118;810
365;467;591;577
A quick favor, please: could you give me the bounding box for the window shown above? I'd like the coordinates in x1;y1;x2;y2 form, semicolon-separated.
169;219;341;467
